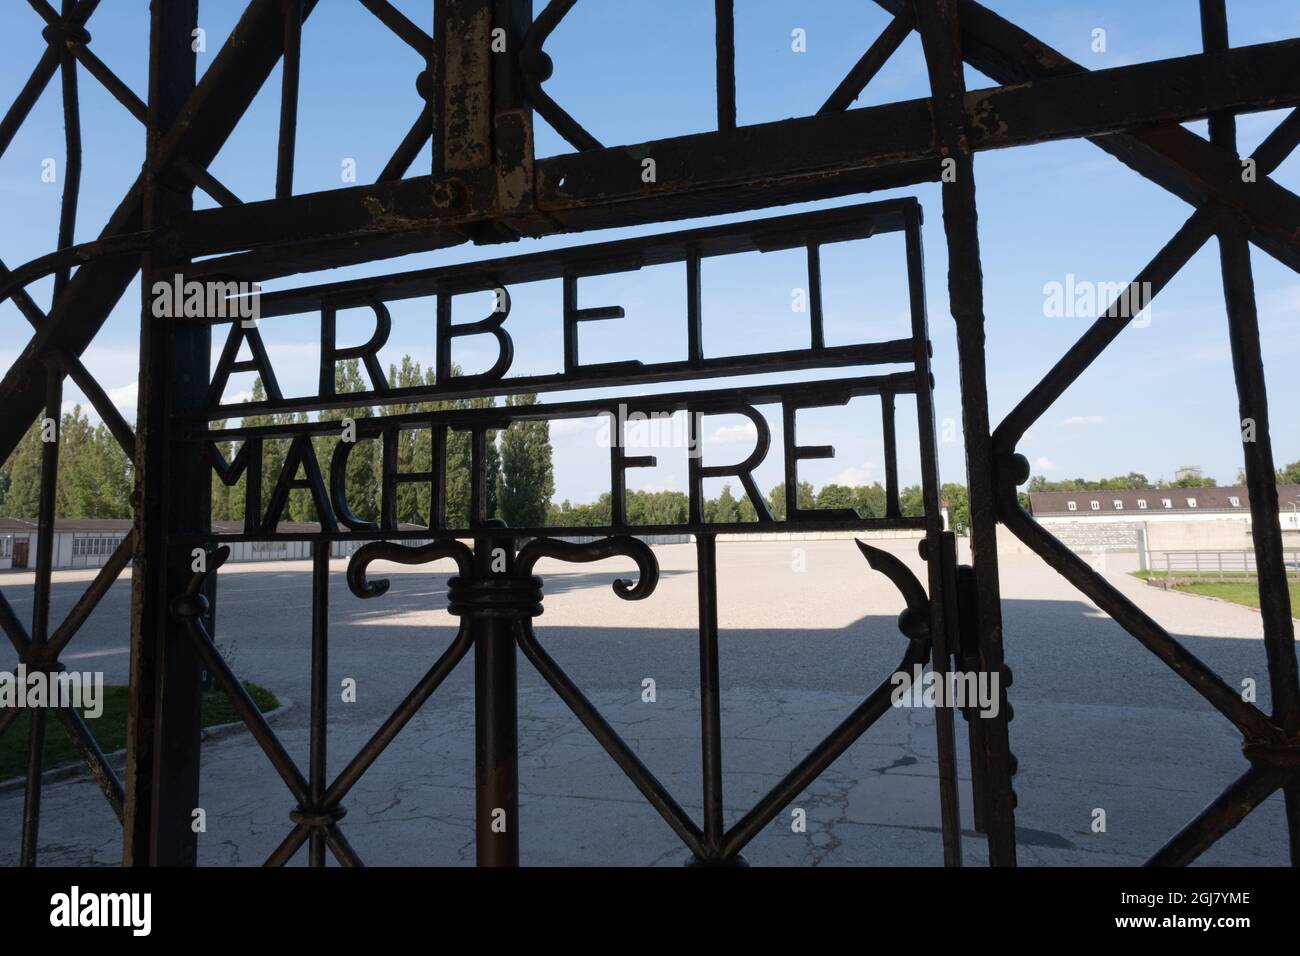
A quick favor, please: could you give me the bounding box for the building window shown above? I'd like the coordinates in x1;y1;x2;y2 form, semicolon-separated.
72;535;121;557
1228;496;1240;507
1162;498;1172;509
1113;500;1123;510
1067;501;1077;512
0;536;11;558
1137;499;1148;510
1090;501;1100;511
1187;498;1197;508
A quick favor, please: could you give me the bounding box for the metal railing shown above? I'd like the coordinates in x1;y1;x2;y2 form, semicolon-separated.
1150;549;1300;580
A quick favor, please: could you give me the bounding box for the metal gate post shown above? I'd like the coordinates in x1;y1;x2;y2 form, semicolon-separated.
473;529;520;866
123;0;207;867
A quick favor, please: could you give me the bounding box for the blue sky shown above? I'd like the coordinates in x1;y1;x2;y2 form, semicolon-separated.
1;0;1297;506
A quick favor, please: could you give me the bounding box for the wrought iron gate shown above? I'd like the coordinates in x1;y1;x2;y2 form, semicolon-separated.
1;0;1297;867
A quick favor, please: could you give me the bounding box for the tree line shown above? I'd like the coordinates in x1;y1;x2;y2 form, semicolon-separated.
1;360;1294;538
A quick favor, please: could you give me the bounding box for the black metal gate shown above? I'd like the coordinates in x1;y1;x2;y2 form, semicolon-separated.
1;0;1297;867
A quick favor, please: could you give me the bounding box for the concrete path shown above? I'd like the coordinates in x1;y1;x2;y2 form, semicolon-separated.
0;539;1289;865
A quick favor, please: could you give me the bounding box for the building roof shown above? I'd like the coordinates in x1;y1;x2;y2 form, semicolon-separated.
1028;484;1300;517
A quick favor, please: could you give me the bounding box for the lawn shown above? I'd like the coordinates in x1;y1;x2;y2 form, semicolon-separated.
0;681;278;782
1132;571;1300;612
1173;581;1300;612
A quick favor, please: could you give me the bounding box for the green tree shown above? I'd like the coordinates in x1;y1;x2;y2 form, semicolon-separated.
319;359;379;525
815;483;856;511
940;482;969;534
498;394;554;529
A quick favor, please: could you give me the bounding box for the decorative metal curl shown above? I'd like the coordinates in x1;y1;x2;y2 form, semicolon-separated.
854;538;930;644
515;535;659;601
346;539;474;599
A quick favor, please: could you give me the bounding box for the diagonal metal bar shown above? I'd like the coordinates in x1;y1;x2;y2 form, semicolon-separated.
377;110;434;183
358;0;433;55
0;258;137;458
265;823;310;866
875;0;1300;273
53;703;125;822
720;626;932;860
324;824;363;867
819;8;915;114
45;530;134;661
0;0;99;159
0;586;33;657
24;0;245;209
514;619;707;858
0;0;322;461
1000;501;1279;741
180;616;311;807
323;625;473;807
993;106;1300;454
1145;765;1282;866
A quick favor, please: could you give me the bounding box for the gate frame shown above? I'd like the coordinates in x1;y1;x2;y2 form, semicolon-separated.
0;0;1296;867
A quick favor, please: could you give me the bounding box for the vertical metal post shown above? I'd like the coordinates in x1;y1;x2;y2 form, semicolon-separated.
19;361;62;866
1199;0;1300;863
912;0;1017;865
473;529;519;866
123;0;205;867
308;542;329;867
904;205;963;865
695;534;725;858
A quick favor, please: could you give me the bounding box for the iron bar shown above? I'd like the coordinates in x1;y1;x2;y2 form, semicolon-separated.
714;0;735;130
276;0;302;199
819;9;915;114
912;0;1017;865
695;534;725;859
515;618;707;859
1145;765;1282;867
323;627;473;807
1201;0;1300;864
45;529;134;660
53;0;82;301
473;530;519;867
19;362;62;866
358;0;432;55
875;0;1300;273
0;0;98;158
719;633;932;860
905;202;963;866
0;0;323;464
1000;504;1276;740
309;543;329;867
122;0;205;867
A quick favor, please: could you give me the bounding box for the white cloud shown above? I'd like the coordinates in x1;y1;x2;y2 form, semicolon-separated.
710;421;758;444
829;461;877;486
1034;456;1058;471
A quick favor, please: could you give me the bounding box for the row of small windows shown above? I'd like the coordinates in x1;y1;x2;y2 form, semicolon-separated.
72;535;126;557
1064;496;1240;512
